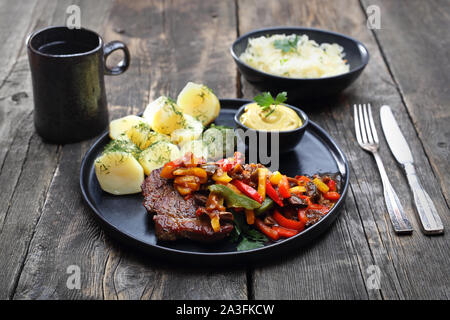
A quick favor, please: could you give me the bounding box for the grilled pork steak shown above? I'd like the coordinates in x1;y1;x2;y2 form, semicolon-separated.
142;168;233;242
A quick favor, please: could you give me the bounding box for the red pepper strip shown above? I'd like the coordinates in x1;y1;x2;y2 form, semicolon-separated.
295;175;311;184
323;191;340;201
327;179;336;192
232;180;263;203
273;210;305;231
265;181;284;207
272;226;298;238
216;159;233;172
298;209;308;226
255;218;279;241
216;152;245;172
309;204;330;215
299;195;312;207
278;175;291;198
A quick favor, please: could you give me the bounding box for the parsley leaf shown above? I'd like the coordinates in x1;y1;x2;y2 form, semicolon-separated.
230;212;268;251
273;35;299;53
253;91;288;117
237;237;264;251
254;92;275;112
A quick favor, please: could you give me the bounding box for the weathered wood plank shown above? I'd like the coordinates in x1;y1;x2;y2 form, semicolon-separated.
0;0;67;299
13;0;247;300
100;0;247;300
238;0;449;299
359;0;450;205
358;0;450;299
5;0;117;299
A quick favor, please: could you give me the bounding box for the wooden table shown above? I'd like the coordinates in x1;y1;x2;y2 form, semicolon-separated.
0;0;448;300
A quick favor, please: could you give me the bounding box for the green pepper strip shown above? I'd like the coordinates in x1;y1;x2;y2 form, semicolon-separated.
254;198;274;216
208;184;261;210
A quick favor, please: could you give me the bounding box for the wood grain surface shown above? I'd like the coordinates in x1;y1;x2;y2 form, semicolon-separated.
0;0;448;300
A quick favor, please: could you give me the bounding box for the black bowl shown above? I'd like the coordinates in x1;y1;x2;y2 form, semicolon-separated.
231;26;370;102
234;102;309;153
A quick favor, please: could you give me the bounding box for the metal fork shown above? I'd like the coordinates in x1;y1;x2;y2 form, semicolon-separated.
354;104;413;234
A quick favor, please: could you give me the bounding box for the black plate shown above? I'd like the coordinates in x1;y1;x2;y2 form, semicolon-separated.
80;99;349;266
231;27;370;102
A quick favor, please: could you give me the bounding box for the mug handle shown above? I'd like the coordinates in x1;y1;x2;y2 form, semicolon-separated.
103;41;130;76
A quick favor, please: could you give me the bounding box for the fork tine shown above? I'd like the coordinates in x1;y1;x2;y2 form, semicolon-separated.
367;103;379;144
363;104;374;144
358;104;368;144
353;105;363;146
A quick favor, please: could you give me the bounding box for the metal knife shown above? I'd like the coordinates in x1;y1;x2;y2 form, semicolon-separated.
380;105;444;234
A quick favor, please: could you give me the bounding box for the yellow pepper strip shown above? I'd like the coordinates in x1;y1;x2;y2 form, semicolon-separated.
218;196;225;210
160;165;177;179
226;183;242;195
175;185;192;196
173;167;207;180
313;178;329;193
245;209;255;225
289;186;307;194
269;171;283;185
212;171;233;184
210;215;221;232
257;168;268;201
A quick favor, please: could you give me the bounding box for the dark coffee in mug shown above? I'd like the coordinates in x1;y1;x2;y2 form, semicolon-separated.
38;41;94;55
27;26;130;143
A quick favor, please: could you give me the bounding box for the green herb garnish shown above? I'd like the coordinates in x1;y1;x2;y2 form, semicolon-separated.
273;35;299;53
253;91;287;117
230;212;268;251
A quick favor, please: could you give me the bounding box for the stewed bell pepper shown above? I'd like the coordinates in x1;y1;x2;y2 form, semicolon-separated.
295;175;311;185
298;208;308;226
255;218;279;241
173;167;207;180
210;214;220;233
231;180;263;204
212;170;233;184
245;209;255;225
265;181;283;207
278;175;291;199
254;198;274;215
289;186;307;195
160;159;182;179
313;177;329;194
257;168;268;201
308;203;330;215
327;179;336;192
269;171;283;185
208;184;261;210
272;226;298;238
323;191;340;201
273;210;305;231
216;152;244;172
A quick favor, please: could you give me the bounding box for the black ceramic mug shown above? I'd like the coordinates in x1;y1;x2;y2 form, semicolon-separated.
27;26;130;143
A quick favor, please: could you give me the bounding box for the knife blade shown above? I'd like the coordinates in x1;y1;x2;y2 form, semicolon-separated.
380;106;413;165
380;105;443;234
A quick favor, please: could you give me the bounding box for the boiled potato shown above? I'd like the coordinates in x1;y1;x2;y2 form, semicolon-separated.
177;82;220;126
180;140;209;159
95;152;144;195
138;141;181;175
109;115;149;140
127;122;170;150
170;114;204;145
143;96;185;135
103;138;141;159
203;124;237;160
